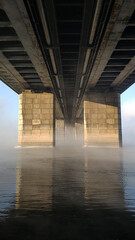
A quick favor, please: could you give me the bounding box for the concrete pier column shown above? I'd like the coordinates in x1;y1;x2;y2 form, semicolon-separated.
65;124;75;144
55;119;65;145
75;118;84;144
18;90;55;146
84;92;122;147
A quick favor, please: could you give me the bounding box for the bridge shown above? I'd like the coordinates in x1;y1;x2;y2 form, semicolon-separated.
0;0;135;146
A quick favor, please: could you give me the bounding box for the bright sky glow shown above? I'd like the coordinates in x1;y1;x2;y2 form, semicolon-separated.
0;81;19;117
0;81;19;148
121;83;135;146
121;84;135;104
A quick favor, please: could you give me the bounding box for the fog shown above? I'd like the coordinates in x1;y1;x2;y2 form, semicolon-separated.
0;99;134;148
0;95;18;149
0;79;135;148
0;88;135;239
121;100;135;146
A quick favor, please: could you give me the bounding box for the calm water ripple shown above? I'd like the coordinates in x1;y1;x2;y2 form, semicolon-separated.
0;146;135;239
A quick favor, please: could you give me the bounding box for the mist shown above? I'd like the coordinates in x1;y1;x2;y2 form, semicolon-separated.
121;100;135;146
0;94;18;149
0;80;135;148
0;83;135;239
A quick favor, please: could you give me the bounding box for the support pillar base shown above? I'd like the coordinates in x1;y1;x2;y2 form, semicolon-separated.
84;92;122;147
18;90;55;146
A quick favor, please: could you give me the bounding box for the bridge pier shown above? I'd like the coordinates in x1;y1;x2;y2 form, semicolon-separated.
55;119;65;145
84;92;122;147
75;118;84;144
18;90;55;146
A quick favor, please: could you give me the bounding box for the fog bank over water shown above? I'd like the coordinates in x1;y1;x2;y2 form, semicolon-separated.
1;83;135;239
0;95;18;149
121;100;135;146
0;146;135;240
0;81;135;148
0;101;134;148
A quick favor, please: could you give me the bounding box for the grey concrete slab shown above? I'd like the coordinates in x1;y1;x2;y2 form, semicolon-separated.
87;0;135;88
0;0;52;88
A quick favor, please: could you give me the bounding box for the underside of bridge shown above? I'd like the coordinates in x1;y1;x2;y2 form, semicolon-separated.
0;0;135;146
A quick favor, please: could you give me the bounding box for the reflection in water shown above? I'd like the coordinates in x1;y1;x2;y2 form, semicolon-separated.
0;147;135;239
123;148;135;213
84;149;124;210
16;150;53;211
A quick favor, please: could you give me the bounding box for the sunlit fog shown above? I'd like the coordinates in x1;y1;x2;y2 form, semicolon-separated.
0;81;135;239
0;81;18;148
0;81;135;147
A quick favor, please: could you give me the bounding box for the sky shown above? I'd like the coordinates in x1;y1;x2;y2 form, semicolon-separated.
121;84;135;146
0;80;135;147
0;81;19;148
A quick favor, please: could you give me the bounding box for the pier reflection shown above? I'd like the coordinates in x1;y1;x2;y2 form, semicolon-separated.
16;148;53;211
84;148;124;210
15;148;125;212
0;147;135;240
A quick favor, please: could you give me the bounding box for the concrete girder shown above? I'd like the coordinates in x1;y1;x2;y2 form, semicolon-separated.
0;0;52;88
76;99;84;119
71;0;104;121
55;98;64;120
38;0;68;120
10;63;33;68
0;51;29;92
5;55;30;61
0;36;19;41
87;0;135;88
0;78;22;93
0;46;24;51
111;56;135;86
21;74;39;78
0;22;11;27
18;69;36;74
89;0;103;45
36;0;51;46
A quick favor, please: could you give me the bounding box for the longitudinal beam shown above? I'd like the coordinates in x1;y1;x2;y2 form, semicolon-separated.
87;0;135;88
0;51;28;93
111;56;135;86
0;0;52;88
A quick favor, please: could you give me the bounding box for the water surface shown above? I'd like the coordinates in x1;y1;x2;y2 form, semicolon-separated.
0;146;135;239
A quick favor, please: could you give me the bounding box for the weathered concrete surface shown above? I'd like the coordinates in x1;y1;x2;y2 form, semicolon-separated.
55;98;64;119
18;90;54;146
0;0;52;88
88;0;135;87
84;92;122;147
111;56;135;86
0;52;28;93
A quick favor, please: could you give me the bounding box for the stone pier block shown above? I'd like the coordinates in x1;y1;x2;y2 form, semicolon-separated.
18;90;55;146
84;92;122;147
